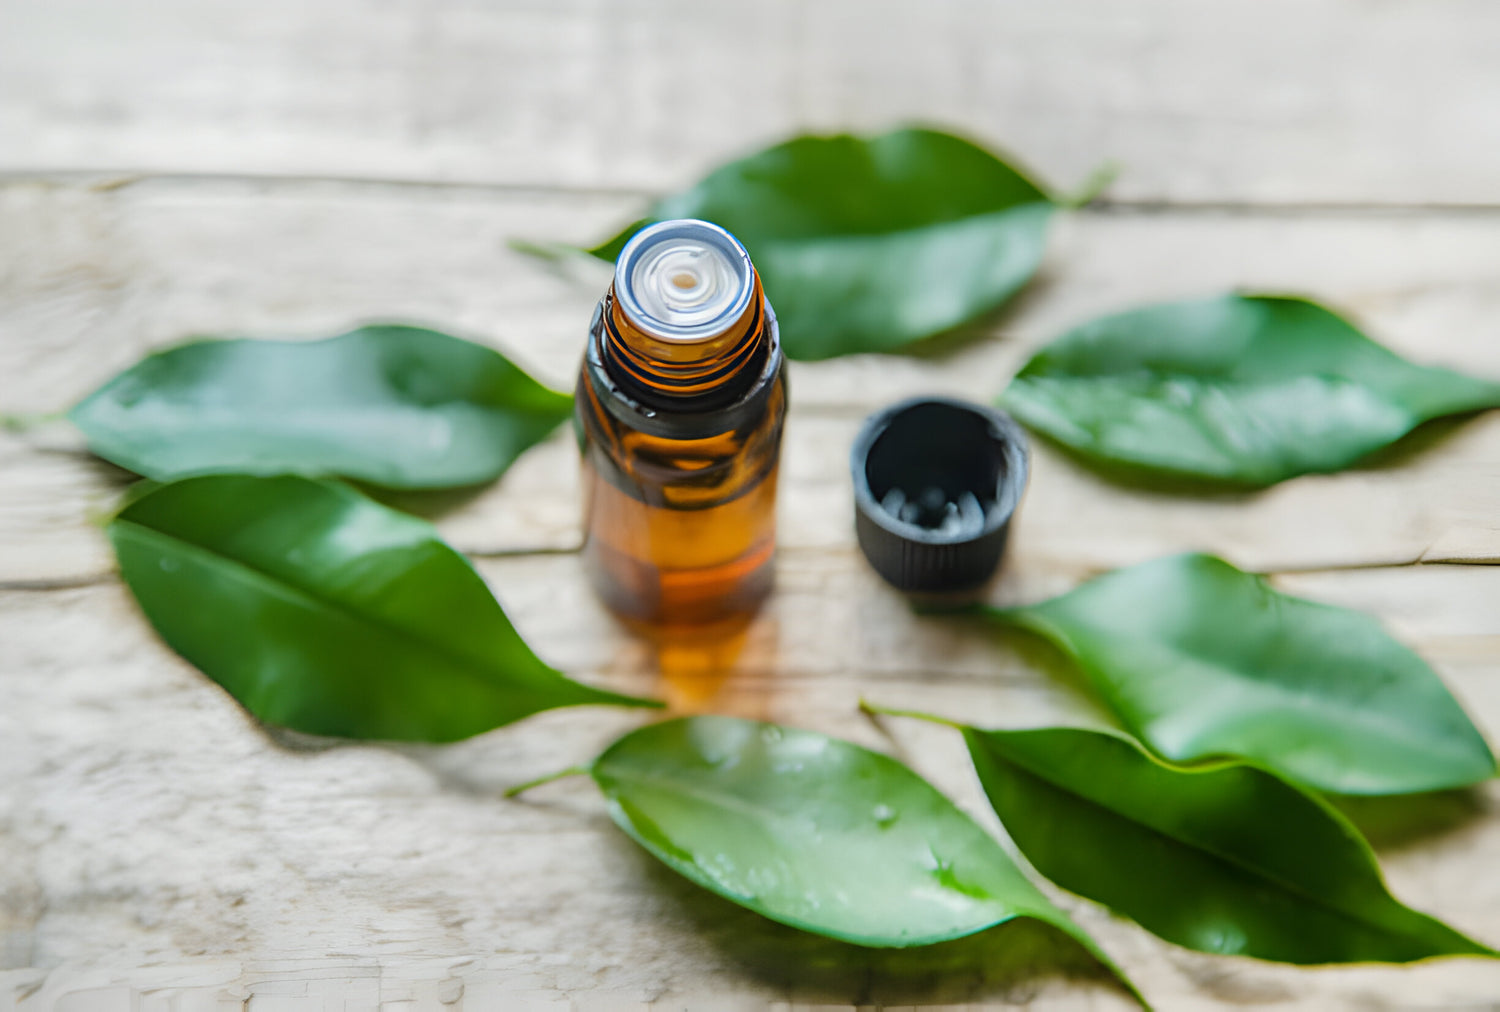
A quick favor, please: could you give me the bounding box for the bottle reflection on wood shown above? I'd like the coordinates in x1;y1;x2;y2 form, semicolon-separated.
575;220;786;638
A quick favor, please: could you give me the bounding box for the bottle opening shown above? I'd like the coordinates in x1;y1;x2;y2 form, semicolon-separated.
615;220;755;342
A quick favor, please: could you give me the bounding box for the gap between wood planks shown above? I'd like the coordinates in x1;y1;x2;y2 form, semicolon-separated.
8;171;1500;216
0;546;1490;595
2;171;1495;592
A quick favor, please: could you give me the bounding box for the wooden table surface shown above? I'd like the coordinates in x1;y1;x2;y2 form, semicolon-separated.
5;2;1500;1008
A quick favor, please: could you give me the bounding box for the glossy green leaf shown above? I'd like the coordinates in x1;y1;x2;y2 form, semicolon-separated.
962;724;1493;963
988;553;1494;795
589;716;1134;992
72;325;574;489
591;128;1057;360
1001;294;1500;486
110;474;656;741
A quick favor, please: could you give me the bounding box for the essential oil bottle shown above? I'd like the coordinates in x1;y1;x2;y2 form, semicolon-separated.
576;219;786;630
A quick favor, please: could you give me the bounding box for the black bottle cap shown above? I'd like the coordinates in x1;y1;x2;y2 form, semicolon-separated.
850;396;1029;593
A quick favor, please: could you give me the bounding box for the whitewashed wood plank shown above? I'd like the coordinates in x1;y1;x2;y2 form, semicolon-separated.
8;182;1500;416
3;1;1500;206
6;182;1500;583
1275;564;1500;642
9;1;1500;1004
0;180;627;416
10;403;1500;586
0;566;1129;1008
4;555;1500;1006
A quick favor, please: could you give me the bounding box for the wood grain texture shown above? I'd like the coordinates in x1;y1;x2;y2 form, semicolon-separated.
5;181;1500;585
7;0;1500;1004
4;0;1500;206
4;554;1500;1008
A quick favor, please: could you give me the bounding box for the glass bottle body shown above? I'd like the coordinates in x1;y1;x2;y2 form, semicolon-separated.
576;291;786;629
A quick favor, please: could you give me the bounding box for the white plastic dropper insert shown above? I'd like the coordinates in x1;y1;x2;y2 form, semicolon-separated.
613;219;755;342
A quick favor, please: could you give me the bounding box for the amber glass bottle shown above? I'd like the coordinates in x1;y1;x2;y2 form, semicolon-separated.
576;219;786;629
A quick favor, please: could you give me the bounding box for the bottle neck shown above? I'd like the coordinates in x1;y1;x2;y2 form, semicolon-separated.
599;274;771;413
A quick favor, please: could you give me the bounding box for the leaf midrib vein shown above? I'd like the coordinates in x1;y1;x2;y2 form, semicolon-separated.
113;516;578;705
604;767;855;831
985;739;1420;941
1083;634;1485;771
1013;606;1487;775
605;766;1009;889
605;765;1083;938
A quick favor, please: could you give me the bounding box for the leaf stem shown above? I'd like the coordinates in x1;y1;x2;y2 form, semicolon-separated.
504;764;592;798
909;597;985;617
1;410;67;433
1059;160;1121;209
981;603;1039;630
507;237;581;263
858;699;964;730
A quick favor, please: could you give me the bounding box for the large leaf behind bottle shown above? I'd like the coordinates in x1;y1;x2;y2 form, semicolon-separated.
592;129;1057;361
962;725;1492;963
588;715;1135;1002
1001;294;1500;486
987;553;1495;795
110;474;655;741
72;325;574;489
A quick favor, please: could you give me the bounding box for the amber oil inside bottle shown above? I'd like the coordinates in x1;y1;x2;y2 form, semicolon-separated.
576;220;786;632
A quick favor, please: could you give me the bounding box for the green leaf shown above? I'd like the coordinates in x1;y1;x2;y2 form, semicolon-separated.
110;474;656;741
961;724;1494;963
589;716;1136;998
71;325;574;490
988;553;1494;795
590;129;1058;360
1000;294;1500;486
